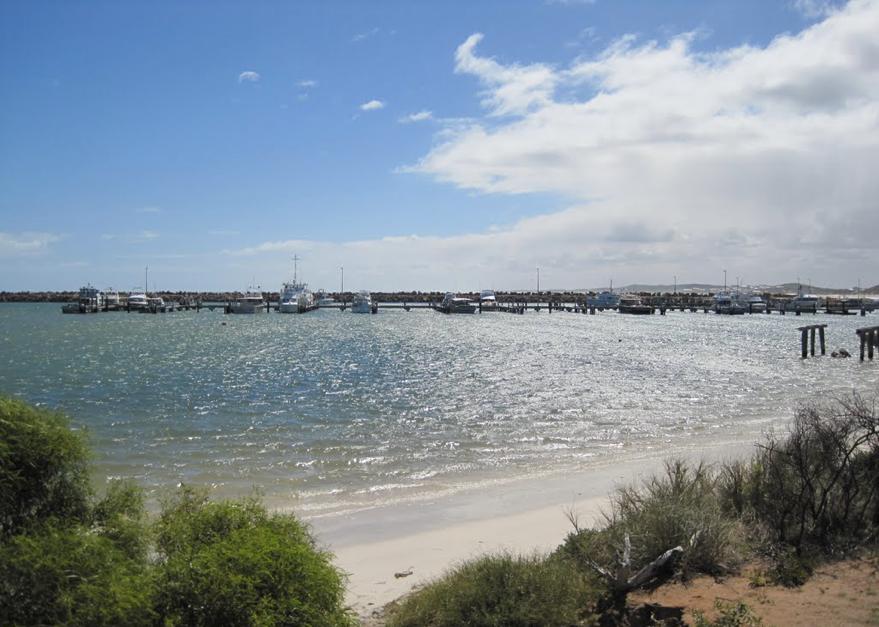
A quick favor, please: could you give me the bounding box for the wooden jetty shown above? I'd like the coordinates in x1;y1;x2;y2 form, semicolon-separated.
797;324;827;359
856;325;879;362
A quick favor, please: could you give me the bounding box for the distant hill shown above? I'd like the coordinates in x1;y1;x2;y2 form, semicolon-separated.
589;282;879;295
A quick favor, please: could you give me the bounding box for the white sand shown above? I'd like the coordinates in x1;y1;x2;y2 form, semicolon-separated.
309;442;754;619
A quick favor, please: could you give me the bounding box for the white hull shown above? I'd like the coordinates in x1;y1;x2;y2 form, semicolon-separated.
351;302;372;314
228;303;266;314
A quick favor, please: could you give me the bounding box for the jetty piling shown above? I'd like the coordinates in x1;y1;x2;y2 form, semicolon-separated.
857;326;879;361
798;324;827;359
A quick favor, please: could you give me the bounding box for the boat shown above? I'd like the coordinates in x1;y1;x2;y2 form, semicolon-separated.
714;291;747;315
479;289;497;309
351;291;375;314
146;295;166;313
787;287;819;313
279;255;314;314
617;294;653;315
127;289;149;311
61;285;104;313
103;288;121;310
587;290;620;309
228;289;267;314
743;294;767;313
435;292;477;314
315;290;336;306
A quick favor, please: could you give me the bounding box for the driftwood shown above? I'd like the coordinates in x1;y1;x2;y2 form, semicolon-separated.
585;533;684;594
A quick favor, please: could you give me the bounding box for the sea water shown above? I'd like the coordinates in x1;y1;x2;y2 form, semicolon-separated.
1;303;876;516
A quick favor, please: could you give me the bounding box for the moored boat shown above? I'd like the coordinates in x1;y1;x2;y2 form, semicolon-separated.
228;289;267;314
435;292;478;314
351;291;375;314
714;291;747;315
617;294;653;315
62;285;104;313
279;255;314;313
479;289;497;309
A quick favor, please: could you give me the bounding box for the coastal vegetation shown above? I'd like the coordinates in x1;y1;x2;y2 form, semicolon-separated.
0;396;352;626
388;395;878;626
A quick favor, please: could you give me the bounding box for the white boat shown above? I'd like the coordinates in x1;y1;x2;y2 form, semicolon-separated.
315;290;336;306
62;285;104;313
617;294;653;314
279;255;314;313
436;292;477;314
351;291;374;314
714;291;746;315
228;290;267;314
788;291;819;313
127;289;149;311
743;294;766;313
103;288;121;309
479;289;497;308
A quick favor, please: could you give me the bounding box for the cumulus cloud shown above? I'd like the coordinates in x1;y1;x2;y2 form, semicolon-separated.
399;110;433;123
238;71;260;83
395;0;879;286
0;231;62;257
792;0;845;17
297;79;318;88
352;27;380;43
360;99;385;111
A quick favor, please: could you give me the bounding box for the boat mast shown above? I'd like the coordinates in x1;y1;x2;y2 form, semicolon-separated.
145;266;149;296
292;254;299;284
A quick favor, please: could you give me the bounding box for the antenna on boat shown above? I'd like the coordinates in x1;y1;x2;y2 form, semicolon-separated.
145;266;149;296
292;254;299;284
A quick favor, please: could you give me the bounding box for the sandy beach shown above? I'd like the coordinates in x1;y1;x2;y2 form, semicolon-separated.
310;441;755;619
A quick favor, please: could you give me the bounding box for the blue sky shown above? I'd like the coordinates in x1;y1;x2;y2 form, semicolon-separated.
2;0;876;291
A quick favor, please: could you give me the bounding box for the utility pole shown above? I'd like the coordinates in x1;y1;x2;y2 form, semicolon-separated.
536;267;540;294
340;266;344;296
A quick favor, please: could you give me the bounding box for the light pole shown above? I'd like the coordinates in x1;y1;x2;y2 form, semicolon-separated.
674;275;677;294
536;267;540;294
723;269;727;290
340;266;344;297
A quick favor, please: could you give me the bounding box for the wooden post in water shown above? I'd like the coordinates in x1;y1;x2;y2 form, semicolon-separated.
798;324;827;359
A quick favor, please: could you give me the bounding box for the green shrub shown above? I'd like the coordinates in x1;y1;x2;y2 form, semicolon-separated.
387;553;601;627
0;396;91;536
153;487;352;626
563;460;744;583
721;396;879;555
768;548;814;587
0;523;155;626
693;600;763;627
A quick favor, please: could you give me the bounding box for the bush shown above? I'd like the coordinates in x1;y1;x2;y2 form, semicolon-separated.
387;553;601;627
722;396;879;554
0;523;155;626
153;487;352;627
563;460;744;584
0;396;91;536
692;600;763;627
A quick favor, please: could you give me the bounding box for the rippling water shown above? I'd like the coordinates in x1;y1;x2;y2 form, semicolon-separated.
1;303;876;515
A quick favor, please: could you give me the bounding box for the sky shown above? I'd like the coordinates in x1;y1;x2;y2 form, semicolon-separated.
1;0;877;292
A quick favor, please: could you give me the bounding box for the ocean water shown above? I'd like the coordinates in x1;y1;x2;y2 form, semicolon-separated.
1;303;876;516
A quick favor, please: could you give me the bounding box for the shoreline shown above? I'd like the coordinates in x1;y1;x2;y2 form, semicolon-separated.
308;439;755;619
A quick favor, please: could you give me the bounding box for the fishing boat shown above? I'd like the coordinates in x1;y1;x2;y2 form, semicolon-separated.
435;292;478;314
587;290;620;309
787;287;819;313
127;289;149;311
714;291;746;315
479;289;497;309
279;256;314;314
315;290;336;306
743;294;767;313
351;291;374;314
103;288;121;310
617;294;653;315
61;285;104;313
228;289;267;314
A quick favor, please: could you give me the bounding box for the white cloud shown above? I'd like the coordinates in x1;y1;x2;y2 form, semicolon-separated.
297;79;318;88
352;27;380;43
454;33;558;116
394;1;879;286
0;231;61;257
399;110;433;123
238;71;260;83
360;99;385;111
138;230;159;240
791;0;844;18
135;206;162;214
